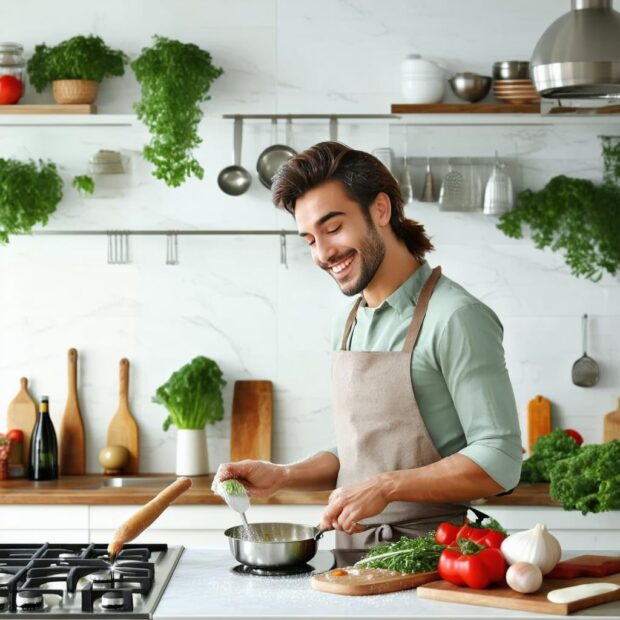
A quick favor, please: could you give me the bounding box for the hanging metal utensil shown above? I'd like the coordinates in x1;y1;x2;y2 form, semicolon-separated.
571;313;600;387
166;233;179;266
329;116;338;141
217;117;252;196
256;118;297;190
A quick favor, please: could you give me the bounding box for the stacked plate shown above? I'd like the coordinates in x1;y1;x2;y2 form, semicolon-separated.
493;79;539;104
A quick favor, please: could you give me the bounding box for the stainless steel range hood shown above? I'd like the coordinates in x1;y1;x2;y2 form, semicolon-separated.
531;0;620;98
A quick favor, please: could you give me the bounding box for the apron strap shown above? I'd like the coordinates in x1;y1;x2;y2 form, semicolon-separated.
340;296;364;351
403;266;442;353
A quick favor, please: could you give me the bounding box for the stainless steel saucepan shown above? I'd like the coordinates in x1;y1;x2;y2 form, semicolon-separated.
224;522;323;568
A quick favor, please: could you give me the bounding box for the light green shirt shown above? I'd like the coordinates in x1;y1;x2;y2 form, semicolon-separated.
330;261;522;491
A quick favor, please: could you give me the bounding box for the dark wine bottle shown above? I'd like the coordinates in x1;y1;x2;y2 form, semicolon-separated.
28;396;58;481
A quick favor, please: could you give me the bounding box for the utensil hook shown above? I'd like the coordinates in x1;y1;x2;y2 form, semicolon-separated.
582;313;589;355
329;116;338;141
280;232;288;269
166;233;179;265
233;116;243;166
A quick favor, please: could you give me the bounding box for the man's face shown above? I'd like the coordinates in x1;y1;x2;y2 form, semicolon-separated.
295;179;385;296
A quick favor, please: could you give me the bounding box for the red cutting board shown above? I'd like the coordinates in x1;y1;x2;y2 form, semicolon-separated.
311;567;439;595
417;572;620;615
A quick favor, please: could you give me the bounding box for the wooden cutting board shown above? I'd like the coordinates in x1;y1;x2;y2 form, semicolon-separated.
60;348;86;475
417;572;620;615
548;555;620;579
527;394;551;454
230;380;272;462
6;377;38;467
312;567;439;596
106;358;139;474
603;398;620;442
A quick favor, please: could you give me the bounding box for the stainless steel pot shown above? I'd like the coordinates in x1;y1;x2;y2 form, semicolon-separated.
224;522;323;568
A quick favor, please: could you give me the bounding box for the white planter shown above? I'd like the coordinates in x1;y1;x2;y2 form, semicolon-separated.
176;429;208;476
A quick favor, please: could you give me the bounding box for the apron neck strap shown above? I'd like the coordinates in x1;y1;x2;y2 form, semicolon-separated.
403;266;442;353
339;266;442;352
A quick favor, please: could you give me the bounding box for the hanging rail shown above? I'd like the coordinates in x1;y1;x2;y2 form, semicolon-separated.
221;113;398;120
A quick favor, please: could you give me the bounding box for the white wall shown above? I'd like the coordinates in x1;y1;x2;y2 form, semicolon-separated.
0;0;619;474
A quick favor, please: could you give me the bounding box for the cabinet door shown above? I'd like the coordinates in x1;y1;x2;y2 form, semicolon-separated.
0;505;89;543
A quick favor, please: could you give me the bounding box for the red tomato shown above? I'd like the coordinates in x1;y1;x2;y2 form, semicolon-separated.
564;429;583;446
0;75;23;104
6;429;24;442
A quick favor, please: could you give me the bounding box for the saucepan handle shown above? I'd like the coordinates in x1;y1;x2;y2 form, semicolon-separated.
314;524;325;541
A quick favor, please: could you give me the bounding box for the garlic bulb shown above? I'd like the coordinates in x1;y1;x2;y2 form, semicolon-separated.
506;562;543;594
500;523;562;575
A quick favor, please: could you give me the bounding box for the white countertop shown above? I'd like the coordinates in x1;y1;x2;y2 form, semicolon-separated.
154;550;620;620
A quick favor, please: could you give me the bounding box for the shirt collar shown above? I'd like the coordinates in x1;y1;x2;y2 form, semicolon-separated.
361;261;432;317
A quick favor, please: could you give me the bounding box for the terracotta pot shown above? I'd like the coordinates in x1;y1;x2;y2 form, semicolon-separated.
52;79;97;104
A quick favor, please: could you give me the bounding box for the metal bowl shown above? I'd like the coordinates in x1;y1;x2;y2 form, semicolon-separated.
224;522;322;568
448;73;492;103
492;61;530;80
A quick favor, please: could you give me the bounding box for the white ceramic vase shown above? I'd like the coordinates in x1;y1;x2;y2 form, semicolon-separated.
176;429;208;476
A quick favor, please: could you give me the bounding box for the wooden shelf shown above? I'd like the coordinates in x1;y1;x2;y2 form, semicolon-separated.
0;104;96;115
391;103;541;114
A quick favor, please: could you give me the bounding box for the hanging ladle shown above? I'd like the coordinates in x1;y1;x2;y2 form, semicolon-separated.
256;118;297;189
571;313;600;387
217;117;252;196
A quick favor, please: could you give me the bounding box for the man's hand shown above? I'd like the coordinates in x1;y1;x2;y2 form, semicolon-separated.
319;475;390;535
213;460;288;498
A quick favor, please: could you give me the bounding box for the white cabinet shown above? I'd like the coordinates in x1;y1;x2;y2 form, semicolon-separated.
0;505;89;543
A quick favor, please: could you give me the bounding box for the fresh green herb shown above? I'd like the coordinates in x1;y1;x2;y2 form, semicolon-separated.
131;35;224;187
0;158;63;244
602;136;620;185
356;534;444;574
27;35;127;92
72;175;95;195
468;517;507;535
153;356;226;430
521;428;581;483
550;440;620;514
220;479;246;497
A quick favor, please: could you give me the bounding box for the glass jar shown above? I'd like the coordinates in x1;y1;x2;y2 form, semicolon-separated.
0;42;25;104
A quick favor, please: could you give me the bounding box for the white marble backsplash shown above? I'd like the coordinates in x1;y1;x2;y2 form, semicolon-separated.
0;0;619;474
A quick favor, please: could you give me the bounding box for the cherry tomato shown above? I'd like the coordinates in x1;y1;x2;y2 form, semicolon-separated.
6;429;24;442
0;75;23;105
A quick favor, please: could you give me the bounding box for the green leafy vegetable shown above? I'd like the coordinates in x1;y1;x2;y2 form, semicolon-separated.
550;440;620;514
153;356;226;430
520;428;581;483
219;479;246;497
0;158;63;244
131;35;224;187
356;534;444;573
27;35;127;92
72;175;95;195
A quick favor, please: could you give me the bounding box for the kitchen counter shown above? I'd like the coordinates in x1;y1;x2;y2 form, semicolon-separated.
154;549;620;620
0;476;558;506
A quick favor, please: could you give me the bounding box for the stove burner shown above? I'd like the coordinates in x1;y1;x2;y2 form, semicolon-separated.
100;591;124;609
85;570;119;584
0;595;7;610
232;563;313;577
16;590;43;609
59;552;80;560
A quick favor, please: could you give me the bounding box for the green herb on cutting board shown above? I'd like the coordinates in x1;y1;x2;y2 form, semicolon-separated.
355;534;443;573
152;356;226;430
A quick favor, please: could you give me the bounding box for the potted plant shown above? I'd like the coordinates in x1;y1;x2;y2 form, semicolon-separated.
497;138;620;282
0;158;63;243
131;35;224;187
27;35;128;104
153;355;227;476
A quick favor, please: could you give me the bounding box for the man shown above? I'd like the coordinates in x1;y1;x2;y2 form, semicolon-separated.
215;142;522;549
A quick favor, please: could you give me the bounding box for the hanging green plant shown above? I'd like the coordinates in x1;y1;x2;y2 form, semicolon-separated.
497;139;620;282
27;35;128;91
0;159;63;243
131;35;224;187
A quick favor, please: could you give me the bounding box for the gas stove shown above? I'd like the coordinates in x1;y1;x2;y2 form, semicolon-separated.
0;543;183;619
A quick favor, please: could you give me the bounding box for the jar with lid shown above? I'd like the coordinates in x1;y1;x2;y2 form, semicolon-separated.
0;42;25;104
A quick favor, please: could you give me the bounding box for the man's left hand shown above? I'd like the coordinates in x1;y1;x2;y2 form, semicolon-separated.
319;476;390;535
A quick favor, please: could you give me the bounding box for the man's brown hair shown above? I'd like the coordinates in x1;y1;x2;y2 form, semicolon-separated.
272;141;433;262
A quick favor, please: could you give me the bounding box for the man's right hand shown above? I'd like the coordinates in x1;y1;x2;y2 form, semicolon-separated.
212;460;289;498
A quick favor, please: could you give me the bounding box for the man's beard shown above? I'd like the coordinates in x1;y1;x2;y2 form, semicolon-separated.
334;223;385;296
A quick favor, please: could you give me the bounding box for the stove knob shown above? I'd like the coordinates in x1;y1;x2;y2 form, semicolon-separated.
16;591;43;609
101;591;124;609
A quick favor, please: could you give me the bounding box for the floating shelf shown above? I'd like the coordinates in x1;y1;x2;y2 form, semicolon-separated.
0;104;96;115
0;113;136;126
391;103;541;114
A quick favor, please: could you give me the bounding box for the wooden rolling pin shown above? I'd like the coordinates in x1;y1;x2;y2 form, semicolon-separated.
107;477;192;561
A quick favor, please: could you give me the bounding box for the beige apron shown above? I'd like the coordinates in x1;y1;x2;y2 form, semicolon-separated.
332;266;465;549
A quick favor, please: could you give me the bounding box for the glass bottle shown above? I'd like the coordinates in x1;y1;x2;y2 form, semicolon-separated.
0;43;25;105
28;396;59;481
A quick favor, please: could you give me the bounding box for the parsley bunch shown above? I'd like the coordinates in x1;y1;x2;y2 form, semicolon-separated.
356;534;443;574
131;36;224;187
0;159;63;243
27;35;127;92
520;428;581;483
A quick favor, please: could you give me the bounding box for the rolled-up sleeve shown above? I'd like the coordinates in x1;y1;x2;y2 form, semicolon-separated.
437;303;522;490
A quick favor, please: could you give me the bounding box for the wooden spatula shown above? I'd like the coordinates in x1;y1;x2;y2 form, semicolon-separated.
603;397;620;442
6;377;38;467
60;348;86;475
230;380;272;462
107;358;139;474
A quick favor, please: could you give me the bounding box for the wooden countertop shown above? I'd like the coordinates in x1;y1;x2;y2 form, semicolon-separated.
0;476;558;506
